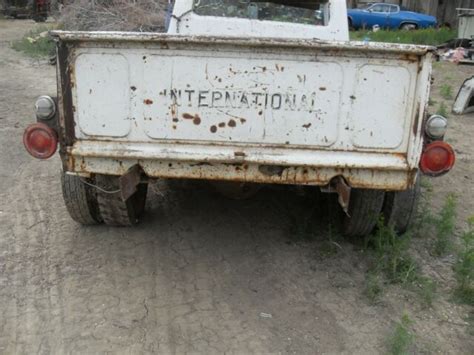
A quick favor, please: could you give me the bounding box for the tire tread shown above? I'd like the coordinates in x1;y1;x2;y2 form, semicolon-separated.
61;172;102;225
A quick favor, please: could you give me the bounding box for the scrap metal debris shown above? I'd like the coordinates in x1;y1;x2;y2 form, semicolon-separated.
453;76;474;115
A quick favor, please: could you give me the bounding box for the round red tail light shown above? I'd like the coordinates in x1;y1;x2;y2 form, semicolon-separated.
23;123;58;159
420;141;455;176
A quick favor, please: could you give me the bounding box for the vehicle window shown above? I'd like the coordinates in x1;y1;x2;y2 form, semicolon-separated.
389;5;399;13
193;0;329;26
370;4;390;13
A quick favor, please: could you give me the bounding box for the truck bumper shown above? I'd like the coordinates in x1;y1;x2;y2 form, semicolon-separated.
67;141;416;191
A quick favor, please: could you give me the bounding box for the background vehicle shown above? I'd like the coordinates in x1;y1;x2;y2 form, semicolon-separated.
23;0;455;237
1;0;50;22
348;3;437;30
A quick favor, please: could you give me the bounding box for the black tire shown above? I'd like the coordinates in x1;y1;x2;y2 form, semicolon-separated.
383;177;421;234
344;189;385;238
96;175;148;227
61;172;103;225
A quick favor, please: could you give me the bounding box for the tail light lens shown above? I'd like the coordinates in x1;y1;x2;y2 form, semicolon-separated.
23;123;58;159
420;141;455;176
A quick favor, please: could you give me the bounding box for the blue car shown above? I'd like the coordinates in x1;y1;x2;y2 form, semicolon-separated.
348;3;437;30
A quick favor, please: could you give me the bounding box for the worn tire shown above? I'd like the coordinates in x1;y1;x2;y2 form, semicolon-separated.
383;177;421;234
343;189;385;238
96;175;148;227
61;172;103;225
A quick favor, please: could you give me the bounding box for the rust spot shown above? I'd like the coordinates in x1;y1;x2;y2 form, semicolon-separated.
183;113;201;125
240;119;247;124
218;78;222;83
72;105;76;112
400;53;419;64
210;125;217;133
350;95;356;100
144;99;153;105
258;110;263;116
234;151;246;158
143;56;147;60
172;125;177;130
130;86;137;91
319;87;327;91
172;118;179;123
228;119;237;127
302;123;312;129
218;122;226;128
262;66;267;72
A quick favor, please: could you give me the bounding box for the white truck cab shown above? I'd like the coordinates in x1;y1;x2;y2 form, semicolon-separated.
168;0;349;41
24;0;455;237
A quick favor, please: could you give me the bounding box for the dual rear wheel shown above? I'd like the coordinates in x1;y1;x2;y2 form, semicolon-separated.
61;172;148;227
61;171;420;235
344;178;421;237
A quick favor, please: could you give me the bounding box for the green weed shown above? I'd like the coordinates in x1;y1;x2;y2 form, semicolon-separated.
440;84;454;100
350;28;456;46
428;98;437;107
436;102;449;117
388;314;415;355
433;194;457;256
415;277;437;307
365;219;436;307
364;271;384;303
453;218;474;305
11;26;55;58
368;220;418;284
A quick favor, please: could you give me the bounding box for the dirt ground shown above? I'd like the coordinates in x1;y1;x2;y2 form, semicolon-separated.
0;19;473;354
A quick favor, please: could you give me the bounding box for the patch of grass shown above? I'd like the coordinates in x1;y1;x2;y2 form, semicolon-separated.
364;271;384;303
440;84;454;100
11;26;55;58
368;220;418;284
350;28;456;46
364;219;437;307
415;276;437;307
433;194;457;256
388;314;415;355
436;102;449;118
453;218;474;306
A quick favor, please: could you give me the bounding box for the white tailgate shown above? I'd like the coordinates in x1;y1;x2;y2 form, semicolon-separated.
73;47;418;152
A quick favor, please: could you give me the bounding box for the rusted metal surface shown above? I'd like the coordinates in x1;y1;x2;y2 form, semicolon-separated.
119;165;142;201
53;29;433;191
50;31;435;56
67;155;414;191
331;176;352;215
